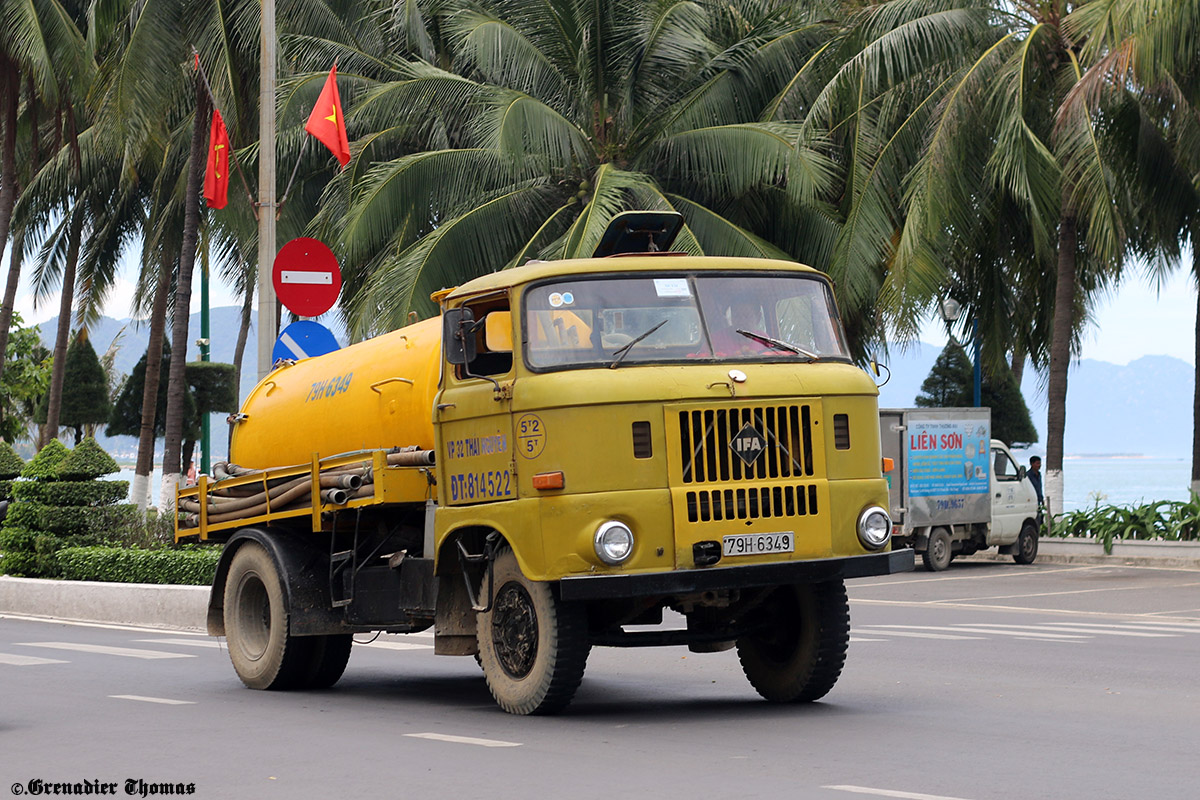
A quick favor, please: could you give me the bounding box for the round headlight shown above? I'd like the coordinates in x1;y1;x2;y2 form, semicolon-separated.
594;521;635;565
857;506;891;550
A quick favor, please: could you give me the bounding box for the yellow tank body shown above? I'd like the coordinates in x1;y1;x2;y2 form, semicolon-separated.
230;316;442;469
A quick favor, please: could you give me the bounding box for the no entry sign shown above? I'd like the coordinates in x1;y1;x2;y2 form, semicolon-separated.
272;237;342;317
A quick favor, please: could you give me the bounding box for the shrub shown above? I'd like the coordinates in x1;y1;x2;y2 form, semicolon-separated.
0;442;24;479
20;440;70;481
12;480;129;507
57;437;120;480
0;528;67;577
1;501;144;540
0;480;12;503
55;546;220;585
1048;494;1200;554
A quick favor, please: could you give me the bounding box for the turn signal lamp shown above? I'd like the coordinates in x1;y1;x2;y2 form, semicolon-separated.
532;471;565;490
882;457;894;473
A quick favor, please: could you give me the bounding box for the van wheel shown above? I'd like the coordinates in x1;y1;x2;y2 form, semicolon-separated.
736;579;849;703
476;547;590;715
1013;521;1039;564
224;542;313;690
922;528;952;571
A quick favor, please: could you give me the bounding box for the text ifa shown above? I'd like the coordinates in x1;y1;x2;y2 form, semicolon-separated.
910;431;963;451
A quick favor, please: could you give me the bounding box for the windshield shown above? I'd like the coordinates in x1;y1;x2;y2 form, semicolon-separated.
523;272;850;370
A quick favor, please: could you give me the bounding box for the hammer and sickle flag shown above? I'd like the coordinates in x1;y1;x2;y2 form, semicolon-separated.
204;108;230;209
305;65;350;167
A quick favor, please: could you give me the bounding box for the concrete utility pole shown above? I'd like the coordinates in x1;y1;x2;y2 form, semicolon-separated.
256;0;278;380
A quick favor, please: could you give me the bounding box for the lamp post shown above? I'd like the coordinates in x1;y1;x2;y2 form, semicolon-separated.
939;297;981;407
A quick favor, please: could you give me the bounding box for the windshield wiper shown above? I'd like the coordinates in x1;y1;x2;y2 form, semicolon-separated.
609;319;669;368
735;329;820;361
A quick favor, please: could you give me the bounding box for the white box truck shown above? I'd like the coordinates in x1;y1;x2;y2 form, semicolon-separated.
879;408;1040;571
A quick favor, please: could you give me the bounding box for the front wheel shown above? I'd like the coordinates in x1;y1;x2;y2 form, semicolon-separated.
736;579;850;703
476;547;590;715
1013;521;1039;564
922;527;952;571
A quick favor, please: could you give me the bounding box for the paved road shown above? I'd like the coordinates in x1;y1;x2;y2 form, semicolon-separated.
2;562;1198;800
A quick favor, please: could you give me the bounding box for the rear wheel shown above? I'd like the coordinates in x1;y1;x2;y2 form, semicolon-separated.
736;579;849;703
922;527;952;571
301;634;353;689
1013;521;1039;564
223;542;313;690
476;547;590;715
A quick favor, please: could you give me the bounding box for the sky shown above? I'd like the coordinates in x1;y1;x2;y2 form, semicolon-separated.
5;246;1197;368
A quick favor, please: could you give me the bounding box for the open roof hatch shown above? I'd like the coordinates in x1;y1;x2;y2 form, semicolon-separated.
592;210;684;258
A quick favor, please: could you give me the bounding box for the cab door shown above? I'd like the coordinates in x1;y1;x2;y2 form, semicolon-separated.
434;294;518;507
988;446;1023;544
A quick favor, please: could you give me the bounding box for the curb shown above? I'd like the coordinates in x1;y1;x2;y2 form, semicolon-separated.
0;576;208;631
962;538;1200;570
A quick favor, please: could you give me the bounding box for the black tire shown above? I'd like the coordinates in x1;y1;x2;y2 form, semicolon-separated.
736;579;849;703
301;634;353;689
223;542;313;690
922;527;952;572
1013;521;1039;565
476;547;590;715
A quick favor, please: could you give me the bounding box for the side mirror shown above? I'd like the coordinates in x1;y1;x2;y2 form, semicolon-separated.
484;311;513;353
1017;465;1027;480
443;308;477;365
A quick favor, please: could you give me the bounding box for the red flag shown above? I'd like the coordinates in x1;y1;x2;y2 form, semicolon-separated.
204;109;230;209
305;66;350;167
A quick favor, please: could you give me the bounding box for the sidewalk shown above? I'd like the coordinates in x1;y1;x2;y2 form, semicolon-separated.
2;539;1197;632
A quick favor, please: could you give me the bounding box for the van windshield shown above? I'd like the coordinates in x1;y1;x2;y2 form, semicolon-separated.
523;273;851;369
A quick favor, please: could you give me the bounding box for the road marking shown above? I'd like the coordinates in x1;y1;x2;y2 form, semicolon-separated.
404;733;521;748
17;642;195;659
136;638;225;649
959;624;1174;637
852;565;1102;588
849;636;889;642
1078;622;1200;633
854;629;985;641
0;652;69;666
867;625;1086;640
360;641;433;651
110;695;196;705
0;614;205;635
824;785;975;800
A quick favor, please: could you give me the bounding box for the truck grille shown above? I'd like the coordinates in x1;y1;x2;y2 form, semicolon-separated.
686;484;819;522
678;404;814;484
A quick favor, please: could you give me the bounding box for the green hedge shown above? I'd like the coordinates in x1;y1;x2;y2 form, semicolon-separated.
12;480;129;507
20;439;70;480
0;479;12;502
57;438;120;480
0;528;69;577
2;501;142;538
0;441;23;479
55;546;220;585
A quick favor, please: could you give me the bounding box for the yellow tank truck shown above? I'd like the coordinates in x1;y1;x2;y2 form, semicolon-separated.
177;211;913;715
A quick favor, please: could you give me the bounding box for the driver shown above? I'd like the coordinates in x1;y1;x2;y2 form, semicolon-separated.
710;299;772;356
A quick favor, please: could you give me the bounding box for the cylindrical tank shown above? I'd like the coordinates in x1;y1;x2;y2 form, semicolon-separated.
230;316;442;469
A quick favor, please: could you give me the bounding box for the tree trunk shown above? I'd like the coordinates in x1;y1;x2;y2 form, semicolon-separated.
41;207;84;447
1010;345;1025;392
132;249;173;511
160;82;210;510
0;61;20;382
1045;211;1077;518
0;225;26;397
1191;243;1200;496
229;279;253;456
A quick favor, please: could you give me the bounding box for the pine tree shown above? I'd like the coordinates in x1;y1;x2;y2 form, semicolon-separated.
915;343;1037;446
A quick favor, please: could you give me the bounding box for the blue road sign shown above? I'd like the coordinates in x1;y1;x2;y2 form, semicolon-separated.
273;320;341;363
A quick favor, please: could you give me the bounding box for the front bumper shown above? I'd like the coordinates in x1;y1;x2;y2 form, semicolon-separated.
558;548;914;601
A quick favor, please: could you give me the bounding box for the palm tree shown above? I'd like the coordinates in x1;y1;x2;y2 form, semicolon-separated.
287;0;842;339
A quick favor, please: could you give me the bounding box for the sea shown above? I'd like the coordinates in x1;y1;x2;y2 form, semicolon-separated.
114;455;1195;513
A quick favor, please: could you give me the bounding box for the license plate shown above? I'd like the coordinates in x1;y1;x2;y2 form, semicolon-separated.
722;532;794;557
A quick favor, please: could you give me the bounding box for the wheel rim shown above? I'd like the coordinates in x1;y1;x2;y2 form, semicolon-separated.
1022;531;1036;559
491;581;539;679
233;573;271;661
932;535;948;565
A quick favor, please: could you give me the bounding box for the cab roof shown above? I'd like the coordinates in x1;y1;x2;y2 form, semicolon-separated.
443;255;826;303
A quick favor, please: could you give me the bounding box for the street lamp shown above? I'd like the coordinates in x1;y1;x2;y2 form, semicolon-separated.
939;297;981;407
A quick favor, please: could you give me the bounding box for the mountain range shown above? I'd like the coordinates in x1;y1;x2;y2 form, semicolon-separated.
31;309;1196;460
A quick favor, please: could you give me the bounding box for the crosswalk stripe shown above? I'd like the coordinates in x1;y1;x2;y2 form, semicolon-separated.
17;642;195;659
1044;622;1200;634
110;695;196;705
0;652;69;666
404;732;521;748
866;625;1086;640
854;629;985;641
136;638;225;649
960;624;1173;638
